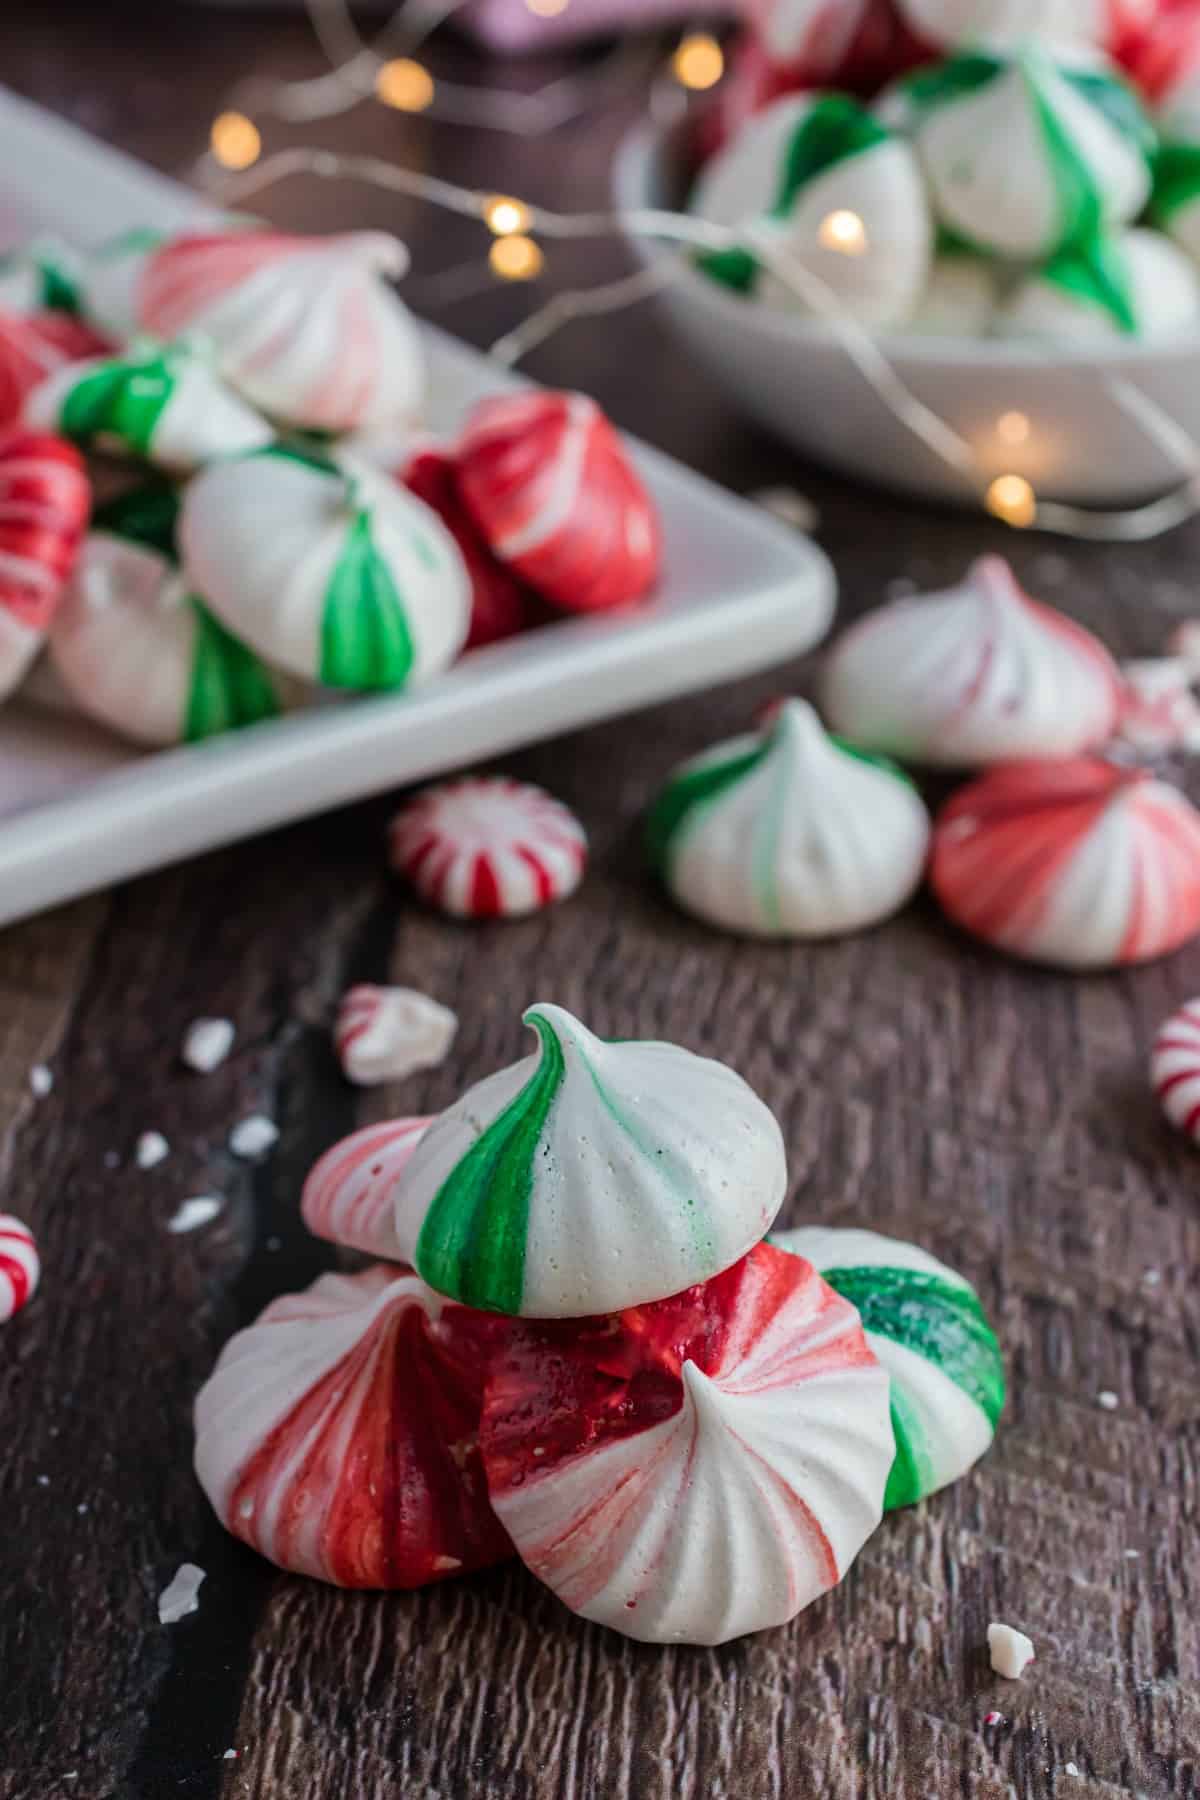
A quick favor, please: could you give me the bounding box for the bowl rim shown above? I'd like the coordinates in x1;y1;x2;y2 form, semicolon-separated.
613;119;1200;375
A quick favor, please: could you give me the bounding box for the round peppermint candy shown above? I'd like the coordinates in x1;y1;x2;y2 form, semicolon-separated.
0;1214;40;1322
931;758;1200;969
996;228;1200;341
301;1117;430;1259
193;1265;512;1588
892;44;1153;259
0;431;90;700
646;698;930;939
179;444;470;691
0;307;107;432
1150;997;1200;1145
389;776;587;919
691;92;932;328
26;339;272;472
134;229;426;434
456;392;660;614
51;484;291;747
822;555;1121;768
402;444;530;651
393;1003;787;1318
771;1226;1004;1510
480;1242;894;1644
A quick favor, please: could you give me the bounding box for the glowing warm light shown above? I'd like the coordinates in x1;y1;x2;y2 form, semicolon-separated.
210;112;261;171
490;235;545;281
672;33;726;91
485;196;531;238
376;58;435;113
526;0;569;14
986;474;1037;528
996;410;1031;447
818;209;868;255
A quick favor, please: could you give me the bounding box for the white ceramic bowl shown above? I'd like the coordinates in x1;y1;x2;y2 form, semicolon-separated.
615;120;1200;510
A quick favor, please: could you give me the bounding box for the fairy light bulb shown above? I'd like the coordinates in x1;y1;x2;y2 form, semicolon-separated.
210;112;261;171
818;210;868;255
996;410;1031;447
672;33;726;91
485;196;532;238
527;0;569;13
490;235;544;281
376;58;435;112
986;474;1037;528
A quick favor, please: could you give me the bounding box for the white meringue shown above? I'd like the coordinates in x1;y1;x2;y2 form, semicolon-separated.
901;249;997;336
1152;144;1200;267
77;227;167;341
896;45;1153;259
896;0;1151;50
646;698;930;939
178;445;470;691
771;1226;1004;1509
691;92;932;328
996;229;1200;342
821;555;1121;768
481;1242;894;1645
394;1002;787;1318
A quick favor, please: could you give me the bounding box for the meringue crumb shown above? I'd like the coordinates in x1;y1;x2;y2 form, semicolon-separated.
1098;1390;1120;1411
29;1064;53;1097
136;1131;170;1170
167;1195;223;1234
1124;1549;1140;1559
1065;1764;1080;1779
182;1018;235;1073
1143;1268;1161;1286
230;1114;279;1159
223;1749;238;1761
987;1622;1035;1680
158;1563;205;1624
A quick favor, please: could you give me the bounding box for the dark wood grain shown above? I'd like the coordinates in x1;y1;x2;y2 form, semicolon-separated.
2;7;1200;1798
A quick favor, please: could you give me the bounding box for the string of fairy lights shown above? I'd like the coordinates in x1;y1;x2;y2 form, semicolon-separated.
196;0;1200;542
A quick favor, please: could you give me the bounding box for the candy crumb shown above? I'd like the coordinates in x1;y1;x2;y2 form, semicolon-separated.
182;1018;235;1073
983;1711;1004;1726
230;1114;279;1159
167;1196;224;1235
158;1563;205;1625
223;1750;238;1761
136;1131;170;1170
987;1622;1035;1680
29;1064;53;1097
1098;1390;1119;1411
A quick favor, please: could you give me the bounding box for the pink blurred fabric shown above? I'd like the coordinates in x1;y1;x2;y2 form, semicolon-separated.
458;0;741;53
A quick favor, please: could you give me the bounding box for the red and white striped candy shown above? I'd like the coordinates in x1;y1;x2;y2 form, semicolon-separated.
334;984;457;1087
301;1117;430;1259
0;308;105;432
931;758;1200;969
1151;997;1200;1144
481;1242;893;1645
389;776;587;919
0;1214;39;1321
0;431;90;697
456;392;660;614
402;444;530;652
193;1265;513;1588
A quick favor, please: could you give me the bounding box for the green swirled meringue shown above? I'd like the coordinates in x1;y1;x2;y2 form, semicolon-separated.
771;1226;1004;1510
394;1004;787;1318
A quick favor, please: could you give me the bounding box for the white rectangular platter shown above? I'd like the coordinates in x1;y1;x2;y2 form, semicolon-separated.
0;90;836;928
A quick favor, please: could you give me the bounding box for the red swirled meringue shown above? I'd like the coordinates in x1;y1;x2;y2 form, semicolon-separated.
456;392;660;614
0;431;90;698
0;308;105;431
480;1243;893;1644
931;757;1200;968
300;1117;430;1259
822;556;1121;768
194;1266;512;1588
402;445;531;651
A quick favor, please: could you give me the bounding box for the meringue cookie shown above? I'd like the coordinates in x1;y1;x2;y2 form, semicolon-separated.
1125;3;1200;144
26;340;273;471
388;776;588;919
301;1117;430;1259
456;392;660;615
0;307;108;432
334;985;457;1086
895;44;1153;258
1151;997;1200;1145
394;1002;787;1318
50;485;290;747
996;229;1200;341
178;444;470;690
0;1214;39;1322
691;92;932;327
771;1226;1004;1509
931;757;1200;969
137;229;425;434
194;1265;512;1587
0;432;90;700
895;0;1150;51
902;248;997;336
1151;142;1200;266
77;227;169;341
480;1242;894;1645
743;0;929;86
0;237;84;316
402;444;530;650
821;555;1121;768
646;698;930;939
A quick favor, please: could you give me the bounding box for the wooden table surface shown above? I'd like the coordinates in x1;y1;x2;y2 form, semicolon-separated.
3;7;1200;1798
